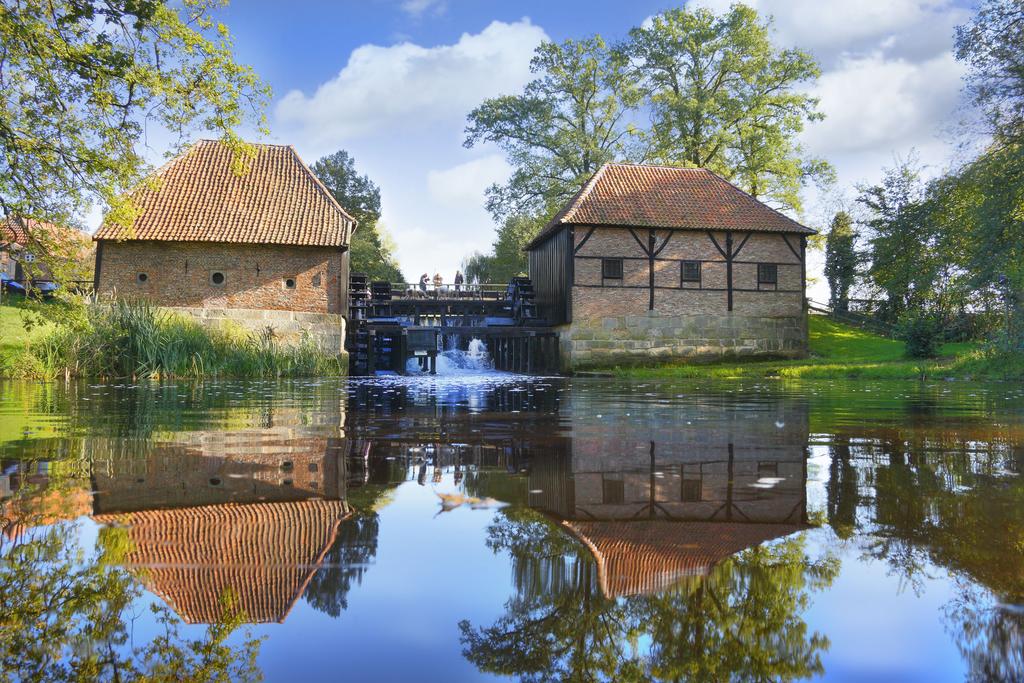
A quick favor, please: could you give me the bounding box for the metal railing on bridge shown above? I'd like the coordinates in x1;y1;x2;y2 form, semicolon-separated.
389;281;508;300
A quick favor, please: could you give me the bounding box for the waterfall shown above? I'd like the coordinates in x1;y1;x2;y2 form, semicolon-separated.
406;336;494;375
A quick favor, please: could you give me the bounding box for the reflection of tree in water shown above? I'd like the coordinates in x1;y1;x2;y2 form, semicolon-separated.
0;494;262;682
945;583;1024;683
459;507;839;682
825;437;860;540
828;430;1024;680
304;513;381;617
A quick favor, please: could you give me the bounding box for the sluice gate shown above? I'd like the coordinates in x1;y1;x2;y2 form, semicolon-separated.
345;275;560;375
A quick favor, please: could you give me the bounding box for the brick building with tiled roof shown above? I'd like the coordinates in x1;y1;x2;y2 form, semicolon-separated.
93;139;355;318
526;163;814;368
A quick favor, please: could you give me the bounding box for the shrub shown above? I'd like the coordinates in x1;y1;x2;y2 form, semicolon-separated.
895;310;944;358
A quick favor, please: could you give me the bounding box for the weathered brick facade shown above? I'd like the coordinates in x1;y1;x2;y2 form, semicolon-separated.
96;241;346;314
557;226;808;369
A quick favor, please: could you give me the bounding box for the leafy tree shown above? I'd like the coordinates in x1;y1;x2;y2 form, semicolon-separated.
856;155;938;322
955;0;1024;144
0;0;269;282
310;150;404;283
824;212;858;314
461;251;495;284
926;143;1024;348
623;4;831;211
465;36;642;220
489;214;545;282
463;213;546;285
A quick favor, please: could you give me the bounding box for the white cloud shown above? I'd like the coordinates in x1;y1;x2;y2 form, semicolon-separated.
272;20;548;281
427;155;511;207
400;0;446;18
692;0;969;65
275;19;547;150
801;52;965;157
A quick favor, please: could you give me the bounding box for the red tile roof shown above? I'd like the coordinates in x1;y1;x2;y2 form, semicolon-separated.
1;216;81;246
94;140;355;247
563;519;806;598
527;163;813;249
93;499;350;624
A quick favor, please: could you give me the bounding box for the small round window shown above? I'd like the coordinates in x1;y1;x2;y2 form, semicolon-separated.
211;271;225;285
136;272;148;284
284;277;296;289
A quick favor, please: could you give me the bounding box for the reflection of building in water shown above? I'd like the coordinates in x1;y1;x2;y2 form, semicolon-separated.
94;499;349;624
82;406;352;624
529;395;811;597
90;429;348;513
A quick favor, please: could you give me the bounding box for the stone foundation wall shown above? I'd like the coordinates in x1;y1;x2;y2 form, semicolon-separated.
559;309;807;370
167;306;346;358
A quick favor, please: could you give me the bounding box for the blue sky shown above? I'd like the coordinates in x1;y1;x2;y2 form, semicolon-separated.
133;0;979;296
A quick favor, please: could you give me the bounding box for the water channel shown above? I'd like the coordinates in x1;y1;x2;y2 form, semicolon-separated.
1;372;1022;681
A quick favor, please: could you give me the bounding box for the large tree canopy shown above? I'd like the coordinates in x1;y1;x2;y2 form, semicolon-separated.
0;0;269;231
464;36;642;221
310;150;404;283
625;4;830;212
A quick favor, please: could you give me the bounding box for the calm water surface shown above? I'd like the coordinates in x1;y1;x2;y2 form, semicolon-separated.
1;375;1022;681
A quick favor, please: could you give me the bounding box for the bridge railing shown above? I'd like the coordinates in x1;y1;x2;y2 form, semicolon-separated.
388;282;508;301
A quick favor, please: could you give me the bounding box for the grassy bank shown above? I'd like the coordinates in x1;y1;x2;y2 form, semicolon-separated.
611;316;1021;381
0;297;64;365
1;298;344;379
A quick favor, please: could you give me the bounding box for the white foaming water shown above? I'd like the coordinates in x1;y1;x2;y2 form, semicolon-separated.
406;337;495;375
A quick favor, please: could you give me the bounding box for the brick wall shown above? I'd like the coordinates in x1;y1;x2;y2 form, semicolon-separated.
96;241;347;314
563;226;807;368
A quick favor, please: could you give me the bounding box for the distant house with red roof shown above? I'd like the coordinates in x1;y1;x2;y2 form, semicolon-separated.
525;163;814;368
1;216;93;288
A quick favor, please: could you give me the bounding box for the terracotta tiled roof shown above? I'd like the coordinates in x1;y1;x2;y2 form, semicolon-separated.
94;140;355;247
563;520;806;598
1;217;29;244
93;499;351;624
527;163;814;249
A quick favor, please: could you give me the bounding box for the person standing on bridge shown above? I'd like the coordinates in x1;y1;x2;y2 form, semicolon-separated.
454;269;464;294
433;272;443;296
418;273;429;296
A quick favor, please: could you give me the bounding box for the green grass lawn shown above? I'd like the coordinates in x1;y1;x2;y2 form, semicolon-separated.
611;316;1008;381
0;297;58;364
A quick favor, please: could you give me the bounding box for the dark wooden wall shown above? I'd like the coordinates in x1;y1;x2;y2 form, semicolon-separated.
528;227;572;326
338;246;349;316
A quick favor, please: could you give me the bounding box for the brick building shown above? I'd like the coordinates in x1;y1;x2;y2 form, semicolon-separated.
93;140;355;345
526;163;814;368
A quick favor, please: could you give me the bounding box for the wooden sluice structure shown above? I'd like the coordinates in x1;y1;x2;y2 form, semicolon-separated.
345;275;560;375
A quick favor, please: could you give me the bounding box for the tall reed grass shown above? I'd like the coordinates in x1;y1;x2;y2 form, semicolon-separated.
15;298;343;379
